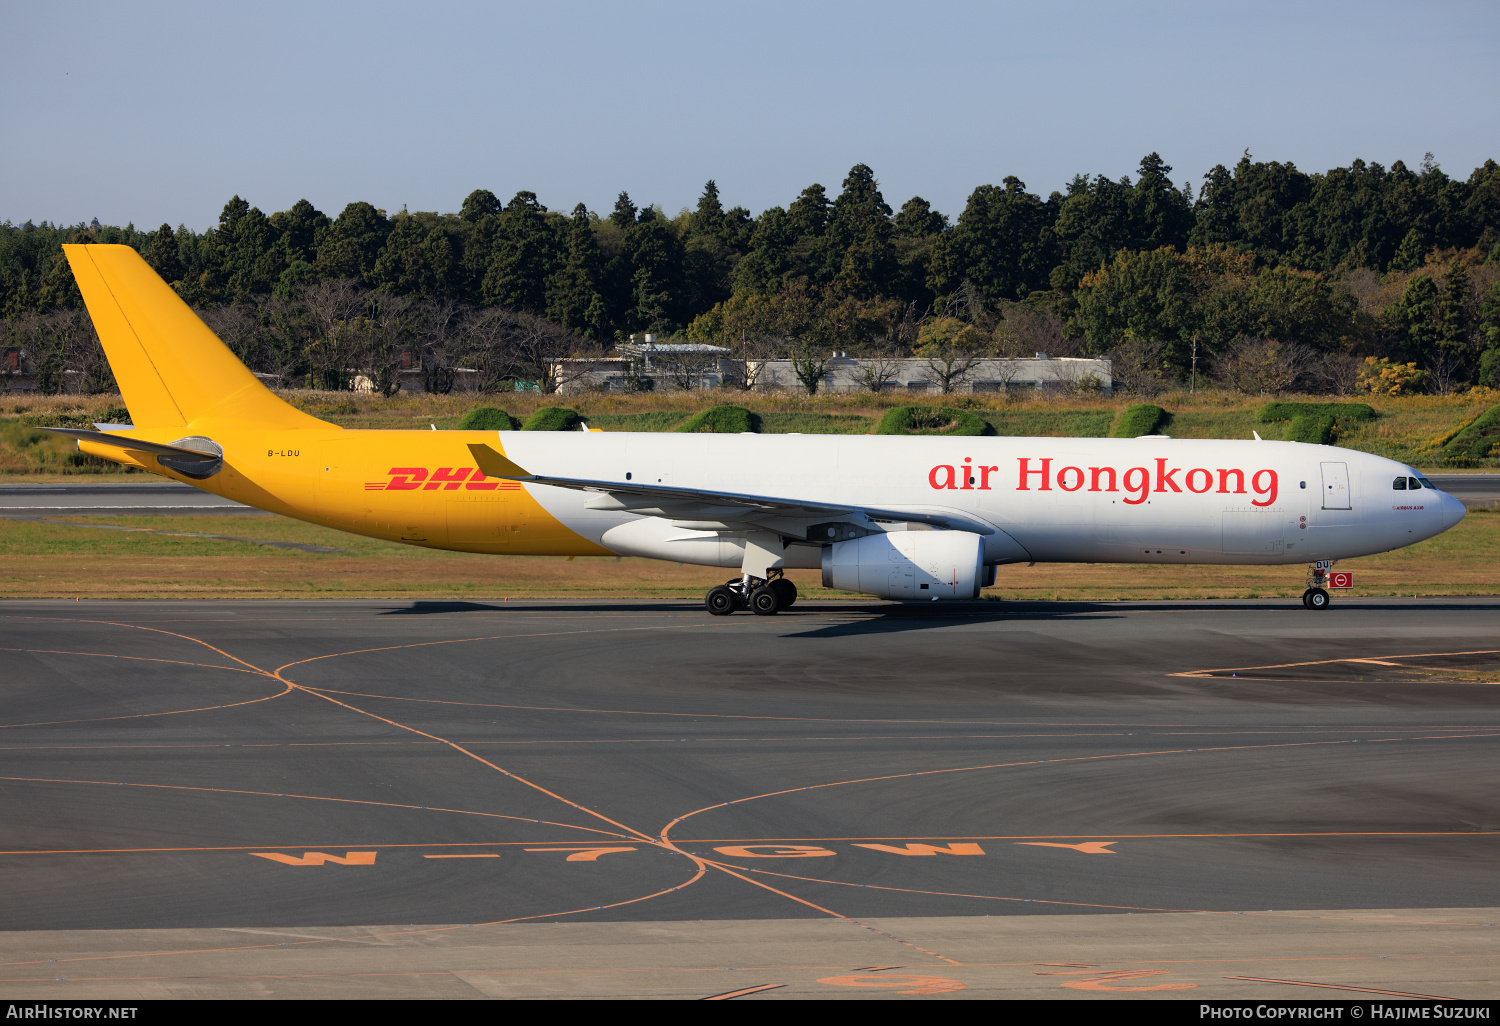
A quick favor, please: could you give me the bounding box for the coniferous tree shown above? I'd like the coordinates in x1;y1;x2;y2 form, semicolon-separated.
610;192;638;229
546;204;610;339
143;224;183;283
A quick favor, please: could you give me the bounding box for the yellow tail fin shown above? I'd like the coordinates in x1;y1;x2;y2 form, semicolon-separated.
62;244;330;432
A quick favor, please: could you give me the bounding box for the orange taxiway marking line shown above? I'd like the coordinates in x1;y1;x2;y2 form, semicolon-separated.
1224;976;1454;1000
276;638;970;965
701;983;785;1000
0;862;709;971
6;727;1495;753
723;862;1497;928
1173;648;1500;678
0;646;264;674
0;620;716;971
6;953;1500;987
0;776;637;840
4;830;1498;858
658;731;1500;845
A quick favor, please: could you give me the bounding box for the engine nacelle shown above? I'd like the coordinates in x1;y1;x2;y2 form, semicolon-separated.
821;530;985;600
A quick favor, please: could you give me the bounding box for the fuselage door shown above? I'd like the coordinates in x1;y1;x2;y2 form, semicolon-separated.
1320;462;1352;510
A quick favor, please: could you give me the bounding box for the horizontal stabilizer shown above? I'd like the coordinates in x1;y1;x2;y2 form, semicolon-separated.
43;427;216;462
44;427;224;479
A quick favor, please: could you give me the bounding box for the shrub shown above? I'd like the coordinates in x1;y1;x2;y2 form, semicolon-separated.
1358;357;1429;396
1480;349;1500;390
1444;406;1500;461
457;407;519;431
1258;401;1375;423
521;406;582;431
875;406;993;436
676;405;761;433
1111;404;1171;437
1285;414;1337;444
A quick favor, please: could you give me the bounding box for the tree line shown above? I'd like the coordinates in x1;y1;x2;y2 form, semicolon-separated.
3;151;1499;397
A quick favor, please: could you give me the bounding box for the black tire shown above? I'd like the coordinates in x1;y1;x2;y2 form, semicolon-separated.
1308;587;1330;610
749;585;780;616
705;585;736;616
772;578;797;609
1301;588;1314;609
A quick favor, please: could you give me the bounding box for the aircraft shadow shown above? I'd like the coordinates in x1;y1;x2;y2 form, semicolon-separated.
778;600;1122;638
379;599;707;615
376;596;1500;623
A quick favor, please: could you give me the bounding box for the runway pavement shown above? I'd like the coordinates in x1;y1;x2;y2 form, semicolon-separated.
0;481;252;517
0;597;1497;999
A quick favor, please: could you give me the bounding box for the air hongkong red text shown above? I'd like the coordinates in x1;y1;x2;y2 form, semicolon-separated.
928;457;1279;507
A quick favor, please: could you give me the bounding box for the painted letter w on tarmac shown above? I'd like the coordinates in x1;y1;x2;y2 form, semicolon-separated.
251;851;377;865
852;843;985;856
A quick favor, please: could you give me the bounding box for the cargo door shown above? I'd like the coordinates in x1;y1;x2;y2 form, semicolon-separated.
447;493;519;548
1222;510;1285;556
1320;462;1351;510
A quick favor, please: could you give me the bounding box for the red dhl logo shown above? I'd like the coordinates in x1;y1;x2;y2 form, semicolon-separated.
364;467;522;492
930;457;1280;507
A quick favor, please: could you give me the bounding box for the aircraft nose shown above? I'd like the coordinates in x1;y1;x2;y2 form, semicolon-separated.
1443;490;1467;529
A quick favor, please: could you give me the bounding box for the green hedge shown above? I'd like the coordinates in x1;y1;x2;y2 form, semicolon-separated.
1258;401;1376;423
676;405;761;433
875;406;993;436
521;406;582;431
457;406;519;431
1444;406;1500;461
1285;413;1337;444
1111;404;1171;437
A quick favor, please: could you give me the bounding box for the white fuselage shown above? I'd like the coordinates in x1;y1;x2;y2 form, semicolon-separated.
493;433;1466;570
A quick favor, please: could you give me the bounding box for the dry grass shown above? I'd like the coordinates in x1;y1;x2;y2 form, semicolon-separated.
3;510;1495;602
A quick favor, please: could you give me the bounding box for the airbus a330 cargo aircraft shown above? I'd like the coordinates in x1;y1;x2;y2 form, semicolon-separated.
48;244;1467;615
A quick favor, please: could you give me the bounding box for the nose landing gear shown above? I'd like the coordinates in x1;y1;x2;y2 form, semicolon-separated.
1301;561;1335;610
704;571;798;616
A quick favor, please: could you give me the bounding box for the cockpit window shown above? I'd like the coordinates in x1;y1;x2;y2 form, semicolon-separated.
1416;475;1436;490
1393;476;1408;490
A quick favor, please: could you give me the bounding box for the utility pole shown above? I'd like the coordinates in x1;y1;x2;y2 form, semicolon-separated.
1190;335;1198;394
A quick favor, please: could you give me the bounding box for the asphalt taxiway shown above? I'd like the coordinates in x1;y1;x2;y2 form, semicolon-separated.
0;598;1497;999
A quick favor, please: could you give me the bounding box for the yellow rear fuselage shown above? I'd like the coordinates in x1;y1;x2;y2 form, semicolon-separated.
82;428;607;556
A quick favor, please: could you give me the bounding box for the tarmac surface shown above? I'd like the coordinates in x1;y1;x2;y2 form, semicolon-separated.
0;481;254;517
0;597;1497;999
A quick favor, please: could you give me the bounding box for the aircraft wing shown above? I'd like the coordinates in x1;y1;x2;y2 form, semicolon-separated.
467;443;995;535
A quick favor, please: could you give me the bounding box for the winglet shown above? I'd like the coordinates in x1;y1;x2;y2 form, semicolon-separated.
468;443;533;480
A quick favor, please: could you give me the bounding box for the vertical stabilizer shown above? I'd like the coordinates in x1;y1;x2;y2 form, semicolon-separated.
62;244;330;431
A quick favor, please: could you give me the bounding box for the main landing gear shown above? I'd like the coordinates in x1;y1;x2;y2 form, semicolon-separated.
705;571;797;617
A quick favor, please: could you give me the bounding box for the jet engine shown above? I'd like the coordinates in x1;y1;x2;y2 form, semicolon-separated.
821;530;986;600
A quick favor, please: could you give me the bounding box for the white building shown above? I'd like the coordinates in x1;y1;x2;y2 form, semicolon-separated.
552;342;1111;395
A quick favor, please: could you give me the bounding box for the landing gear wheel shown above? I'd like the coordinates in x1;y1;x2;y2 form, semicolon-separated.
1307;587;1330;610
1301;588;1315;609
705;585;736;616
771;578;797;609
749;585;781;616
